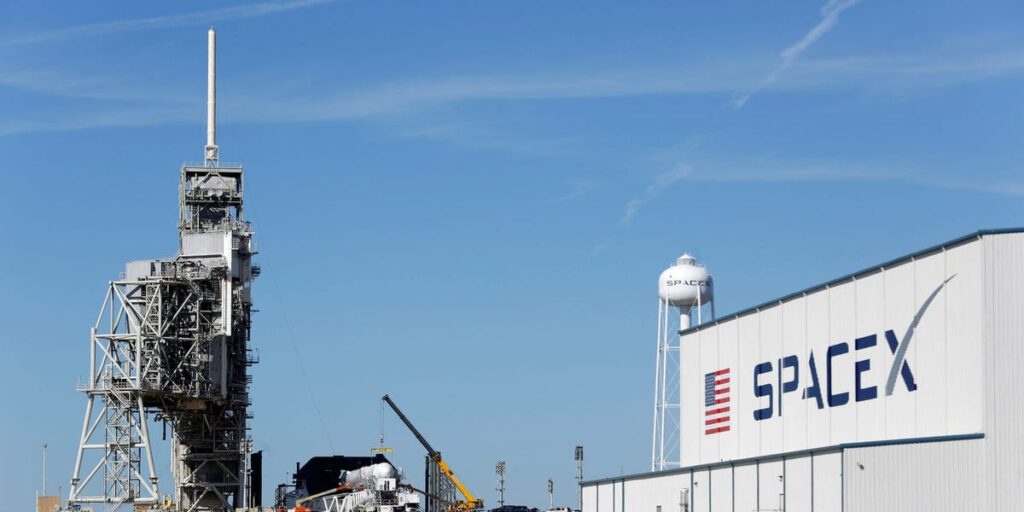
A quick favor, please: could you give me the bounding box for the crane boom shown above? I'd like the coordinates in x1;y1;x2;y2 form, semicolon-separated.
382;394;438;456
381;394;483;511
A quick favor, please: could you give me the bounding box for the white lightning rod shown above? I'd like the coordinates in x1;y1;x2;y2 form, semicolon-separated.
205;27;218;165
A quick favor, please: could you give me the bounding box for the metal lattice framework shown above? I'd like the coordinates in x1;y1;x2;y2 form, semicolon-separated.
652;283;714;472
425;456;457;512
68;29;258;512
68;280;170;508
651;299;682;471
69;164;258;512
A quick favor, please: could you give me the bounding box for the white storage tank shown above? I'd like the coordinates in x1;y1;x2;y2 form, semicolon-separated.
657;253;712;308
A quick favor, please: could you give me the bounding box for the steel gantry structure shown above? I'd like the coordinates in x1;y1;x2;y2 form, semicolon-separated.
68;28;260;512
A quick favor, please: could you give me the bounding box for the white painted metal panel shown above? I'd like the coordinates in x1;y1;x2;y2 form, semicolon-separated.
700;328;721;464
984;233;1024;510
681;323;702;467
827;284;856;445
718;321;740;463
804;292;831;450
582;485;598;512
709;466;732;512
944;241;983;435
733;463;757;512
617;479;643;512
757;459;783;512
692;469;709;512
596;482;613;512
737;314;761;460
784;456;811;512
913;254;947;437
620;473;690;512
181;232;226;257
759;309;784;457
812;451;841;512
843;439;984;512
853;271;886;441
882;260;916;440
781;300;808;453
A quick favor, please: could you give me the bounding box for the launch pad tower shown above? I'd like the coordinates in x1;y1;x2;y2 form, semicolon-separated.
67;29;259;512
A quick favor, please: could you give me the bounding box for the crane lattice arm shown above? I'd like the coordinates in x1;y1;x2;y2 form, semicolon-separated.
382;394;483;511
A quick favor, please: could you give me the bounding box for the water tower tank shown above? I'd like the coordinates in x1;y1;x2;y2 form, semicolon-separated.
658;253;712;308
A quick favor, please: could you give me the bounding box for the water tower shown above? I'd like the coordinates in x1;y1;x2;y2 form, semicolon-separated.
651;253;714;471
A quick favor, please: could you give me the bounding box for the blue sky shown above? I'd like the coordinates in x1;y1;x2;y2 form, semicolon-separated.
1;0;1023;508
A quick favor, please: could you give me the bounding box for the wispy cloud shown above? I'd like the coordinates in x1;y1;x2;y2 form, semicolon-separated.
391;118;586;157
2;46;1022;138
0;106;194;138
550;179;601;203
234;71;744;123
0;0;340;47
619;165;691;227
590;235;614;257
733;0;863;108
0;66;192;103
600;155;1024;257
231;49;1024;125
663;157;1024;197
0;69;739;136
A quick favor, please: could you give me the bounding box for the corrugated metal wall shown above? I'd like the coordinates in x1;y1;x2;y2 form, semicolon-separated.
785;456;811;511
583;474;690;512
583;484;598;512
733;463;756;512
710;466;732;512
984;234;1024;510
692;469;709;512
844;439;984;512
584;451;843;512
181;232;227;257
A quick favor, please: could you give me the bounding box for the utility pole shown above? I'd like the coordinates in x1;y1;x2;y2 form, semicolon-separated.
43;443;48;496
547;479;554;509
495;461;506;508
574;445;584;512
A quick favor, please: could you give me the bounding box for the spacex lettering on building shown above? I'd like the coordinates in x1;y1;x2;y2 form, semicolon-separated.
751;277;951;421
678;241;983;467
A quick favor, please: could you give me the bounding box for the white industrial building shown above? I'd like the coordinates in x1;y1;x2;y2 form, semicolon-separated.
582;229;1024;511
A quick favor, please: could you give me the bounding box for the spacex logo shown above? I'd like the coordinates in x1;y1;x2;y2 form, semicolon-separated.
666;279;711;287
751;276;955;421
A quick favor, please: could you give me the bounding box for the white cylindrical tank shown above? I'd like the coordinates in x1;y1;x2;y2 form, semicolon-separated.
658;253;712;308
339;462;399;486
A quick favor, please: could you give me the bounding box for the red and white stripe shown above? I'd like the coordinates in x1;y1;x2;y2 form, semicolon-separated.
705;368;731;435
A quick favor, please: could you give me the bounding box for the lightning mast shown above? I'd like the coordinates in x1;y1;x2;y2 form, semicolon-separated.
68;28;259;512
495;462;505;508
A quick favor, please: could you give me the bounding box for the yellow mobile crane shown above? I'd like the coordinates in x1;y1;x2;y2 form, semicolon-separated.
381;394;484;512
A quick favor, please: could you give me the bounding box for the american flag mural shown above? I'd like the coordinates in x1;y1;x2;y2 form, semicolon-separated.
704;368;731;435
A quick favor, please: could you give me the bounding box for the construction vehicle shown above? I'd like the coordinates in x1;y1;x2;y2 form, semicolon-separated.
382;394;484;512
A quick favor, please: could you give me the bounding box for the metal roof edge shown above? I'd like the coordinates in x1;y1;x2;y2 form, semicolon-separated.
678;228;1024;336
578;432;985;486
